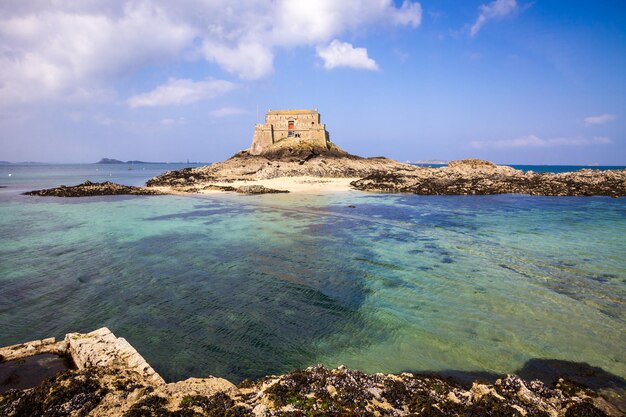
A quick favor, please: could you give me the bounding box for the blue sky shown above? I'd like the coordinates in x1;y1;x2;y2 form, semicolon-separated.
1;0;625;164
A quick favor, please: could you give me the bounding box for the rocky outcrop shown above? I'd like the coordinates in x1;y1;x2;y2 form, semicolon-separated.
24;181;163;197
236;185;289;194
146;145;414;189
351;159;626;197
65;328;164;386
24;158;626;198
1;329;623;416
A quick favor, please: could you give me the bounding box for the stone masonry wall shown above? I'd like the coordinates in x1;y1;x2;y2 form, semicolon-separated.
250;109;329;155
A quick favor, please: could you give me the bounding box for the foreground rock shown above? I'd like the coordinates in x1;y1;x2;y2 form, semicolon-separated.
24;181;163;197
351;159;626;197
1;329;622;416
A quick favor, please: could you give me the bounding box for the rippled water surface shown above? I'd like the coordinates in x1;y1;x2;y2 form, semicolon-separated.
1;165;625;383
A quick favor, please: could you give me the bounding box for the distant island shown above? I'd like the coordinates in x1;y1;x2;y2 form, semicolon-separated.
96;158;150;164
95;158;206;165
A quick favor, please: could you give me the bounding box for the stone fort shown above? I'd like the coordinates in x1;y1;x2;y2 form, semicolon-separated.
250;109;330;155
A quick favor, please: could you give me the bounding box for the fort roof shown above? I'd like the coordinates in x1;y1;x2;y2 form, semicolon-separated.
266;109;318;115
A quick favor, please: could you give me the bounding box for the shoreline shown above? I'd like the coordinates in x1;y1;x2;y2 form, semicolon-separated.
151;176;360;195
21;159;626;198
1;328;623;416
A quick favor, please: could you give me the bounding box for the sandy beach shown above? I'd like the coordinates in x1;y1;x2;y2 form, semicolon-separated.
152;176;360;195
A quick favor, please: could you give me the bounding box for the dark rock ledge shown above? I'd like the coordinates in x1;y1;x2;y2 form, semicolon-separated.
1;328;623;416
24;181;163;197
24;180;289;196
350;159;626;197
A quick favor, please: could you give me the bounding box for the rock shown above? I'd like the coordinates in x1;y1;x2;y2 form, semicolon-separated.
1;330;623;416
24;181;163;197
65;327;164;386
0;337;65;362
145;144;414;189
236;185;289;194
252;403;268;417
447;158;498;169
351;159;626;197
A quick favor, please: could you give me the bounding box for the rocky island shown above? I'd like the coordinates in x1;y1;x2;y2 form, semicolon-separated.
1;328;623;416
146;110;625;197
23;110;626;197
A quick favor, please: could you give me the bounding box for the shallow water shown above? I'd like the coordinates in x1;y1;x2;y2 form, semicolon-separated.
0;165;625;383
0;354;72;393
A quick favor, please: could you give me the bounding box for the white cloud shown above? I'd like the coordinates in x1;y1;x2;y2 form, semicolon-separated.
202;41;274;80
127;78;236;108
470;0;517;37
471;134;612;149
392;1;422;27
0;2;195;104
209;107;249;118
0;0;422;97
316;40;379;71
583;114;617;126
269;0;422;46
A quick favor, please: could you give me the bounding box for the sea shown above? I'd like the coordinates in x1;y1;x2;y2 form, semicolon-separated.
0;163;625;385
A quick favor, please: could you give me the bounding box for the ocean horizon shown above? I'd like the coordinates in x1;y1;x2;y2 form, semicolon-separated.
1;164;624;384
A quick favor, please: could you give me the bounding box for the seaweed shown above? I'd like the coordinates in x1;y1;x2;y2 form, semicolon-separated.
0;367;106;417
178;392;251;417
565;402;608;417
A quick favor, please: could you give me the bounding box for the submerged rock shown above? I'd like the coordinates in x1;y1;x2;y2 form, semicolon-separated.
24;180;163;197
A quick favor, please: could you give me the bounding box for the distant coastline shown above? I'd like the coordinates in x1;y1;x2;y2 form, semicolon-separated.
2;159;624;171
95;158;209;165
0;160;210;165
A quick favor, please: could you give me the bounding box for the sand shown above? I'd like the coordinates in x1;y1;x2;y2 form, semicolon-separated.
153;176;361;195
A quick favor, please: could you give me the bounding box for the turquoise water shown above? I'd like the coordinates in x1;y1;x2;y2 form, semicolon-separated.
0;165;625;384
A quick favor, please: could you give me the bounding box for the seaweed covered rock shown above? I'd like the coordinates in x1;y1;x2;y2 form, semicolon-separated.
0;368;124;417
25;181;163;197
236;185;289;194
1;329;623;416
351;159;626;197
0;365;621;416
235;365;618;417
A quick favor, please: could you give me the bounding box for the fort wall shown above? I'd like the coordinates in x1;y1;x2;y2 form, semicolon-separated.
250;109;329;155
